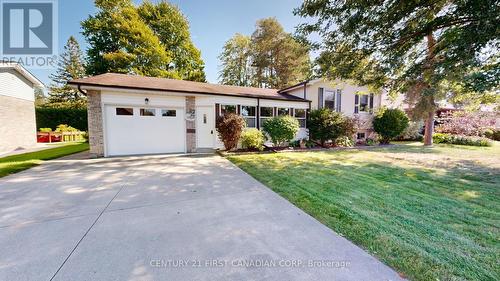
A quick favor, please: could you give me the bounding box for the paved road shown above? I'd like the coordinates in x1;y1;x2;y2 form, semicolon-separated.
0;154;404;281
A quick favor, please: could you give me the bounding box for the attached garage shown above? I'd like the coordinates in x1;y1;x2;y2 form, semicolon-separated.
104;105;185;156
69;73;310;158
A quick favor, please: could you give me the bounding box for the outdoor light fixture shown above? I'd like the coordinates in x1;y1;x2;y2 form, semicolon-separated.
145;98;150;105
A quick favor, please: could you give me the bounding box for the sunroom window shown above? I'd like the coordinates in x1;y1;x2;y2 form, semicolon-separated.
241;106;256;127
294;108;306;128
260;107;274;126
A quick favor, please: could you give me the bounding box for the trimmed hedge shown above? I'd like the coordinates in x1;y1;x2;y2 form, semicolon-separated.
432;133;492;147
36;107;88;131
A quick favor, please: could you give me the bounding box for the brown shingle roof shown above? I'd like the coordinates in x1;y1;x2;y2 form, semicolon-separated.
69;73;308;102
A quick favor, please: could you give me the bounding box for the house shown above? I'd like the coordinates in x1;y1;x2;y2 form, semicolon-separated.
0;63;44;154
69;74;382;157
280;79;383;140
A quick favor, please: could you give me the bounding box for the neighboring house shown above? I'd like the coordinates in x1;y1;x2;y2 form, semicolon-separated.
69;74;382;157
280;79;383;140
0;63;44;154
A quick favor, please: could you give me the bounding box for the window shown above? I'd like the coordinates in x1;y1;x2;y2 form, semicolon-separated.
294;108;306;128
357;132;366;140
161;109;176;117
116;108;133;116
140;108;156;116
241;106;256;127
324;90;335;110
260;107;274;126
355;94;373;113
220;104;236;116
359;95;369;112
277;108;290;116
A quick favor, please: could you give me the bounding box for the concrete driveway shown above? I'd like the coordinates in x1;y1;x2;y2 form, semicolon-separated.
0;154;404;281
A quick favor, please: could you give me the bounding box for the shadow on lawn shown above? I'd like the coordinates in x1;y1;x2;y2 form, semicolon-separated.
230;150;500;281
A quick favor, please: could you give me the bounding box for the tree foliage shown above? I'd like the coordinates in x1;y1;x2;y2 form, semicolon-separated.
262;116;300;146
307;109;357;147
373;109;410;144
215;113;246;151
295;0;499;145
219;18;311;88
82;0;205;81
218;34;254;87
47;36;87;108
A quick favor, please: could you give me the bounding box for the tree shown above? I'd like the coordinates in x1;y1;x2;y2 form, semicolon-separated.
82;0;206;81
307;109;356;147
219;18;311;88
295;0;499;145
373;109;410;144
48;36;87;108
215;113;246;151
218;34;254;87
34;87;46;107
262;116;300;146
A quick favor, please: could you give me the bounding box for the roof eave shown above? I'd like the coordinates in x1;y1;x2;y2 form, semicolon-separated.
69;82;311;103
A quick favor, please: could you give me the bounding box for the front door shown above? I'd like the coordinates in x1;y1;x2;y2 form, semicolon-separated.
196;106;215;148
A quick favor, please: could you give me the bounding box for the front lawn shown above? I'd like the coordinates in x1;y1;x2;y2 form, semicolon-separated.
227;143;499;281
0;142;89;178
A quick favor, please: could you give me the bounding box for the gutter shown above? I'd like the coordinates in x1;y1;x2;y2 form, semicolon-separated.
70;82;311;103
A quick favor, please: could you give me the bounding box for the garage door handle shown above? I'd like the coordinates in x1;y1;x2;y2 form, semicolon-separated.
211;130;213;134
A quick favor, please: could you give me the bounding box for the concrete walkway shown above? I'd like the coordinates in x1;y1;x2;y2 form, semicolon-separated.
0;154;404;281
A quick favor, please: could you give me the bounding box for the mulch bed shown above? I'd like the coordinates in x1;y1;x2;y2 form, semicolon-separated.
217;144;395;156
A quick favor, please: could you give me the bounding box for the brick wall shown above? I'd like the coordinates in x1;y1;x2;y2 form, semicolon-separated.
186;96;196;152
0;95;37;153
87;90;104;157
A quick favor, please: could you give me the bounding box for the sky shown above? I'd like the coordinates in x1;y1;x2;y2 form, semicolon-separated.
28;0;308;87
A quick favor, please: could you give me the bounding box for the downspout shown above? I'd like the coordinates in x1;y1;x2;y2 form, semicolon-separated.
77;85;87;96
256;98;260;129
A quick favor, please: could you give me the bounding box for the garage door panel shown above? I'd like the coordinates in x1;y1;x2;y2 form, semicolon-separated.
105;106;185;156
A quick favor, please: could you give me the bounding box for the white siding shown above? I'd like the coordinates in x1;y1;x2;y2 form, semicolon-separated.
0;68;35;101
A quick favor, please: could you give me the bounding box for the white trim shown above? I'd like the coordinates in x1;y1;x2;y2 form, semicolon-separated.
0;63;44;87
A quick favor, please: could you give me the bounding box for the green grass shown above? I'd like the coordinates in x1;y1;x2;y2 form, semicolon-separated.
0;142;89;178
227;142;500;281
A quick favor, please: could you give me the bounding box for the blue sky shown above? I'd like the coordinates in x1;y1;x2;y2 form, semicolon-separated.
29;0;307;87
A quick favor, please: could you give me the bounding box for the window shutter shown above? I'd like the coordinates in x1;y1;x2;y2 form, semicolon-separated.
237;105;241;115
215;103;220;118
318;88;324;109
336;89;342;112
369;93;374;113
354;94;359;114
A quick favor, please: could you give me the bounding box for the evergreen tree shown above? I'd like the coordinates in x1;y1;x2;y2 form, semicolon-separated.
48;36;86;108
218;18;311;89
218;34;254;87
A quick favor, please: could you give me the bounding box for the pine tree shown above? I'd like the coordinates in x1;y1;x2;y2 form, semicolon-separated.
48;36;86;108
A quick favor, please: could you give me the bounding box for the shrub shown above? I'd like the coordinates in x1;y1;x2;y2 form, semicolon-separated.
483;129;500;141
308;108;357;146
432;133;492;147
373;108;409;144
36;107;88;131
436;111;497;136
216;113;246;151
55;124;78;132
365;138;377;146
39;128;52;132
262;115;299;146
241;128;265;151
398;121;424;141
335;136;354;147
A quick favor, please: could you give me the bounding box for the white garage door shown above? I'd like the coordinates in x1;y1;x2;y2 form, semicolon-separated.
104;105;185;156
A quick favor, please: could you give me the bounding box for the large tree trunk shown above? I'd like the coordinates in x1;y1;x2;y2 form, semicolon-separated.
423;33;436;146
424;110;434;146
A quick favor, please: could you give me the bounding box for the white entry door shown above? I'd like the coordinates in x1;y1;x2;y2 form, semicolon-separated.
104;105;185;156
196;106;215;148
